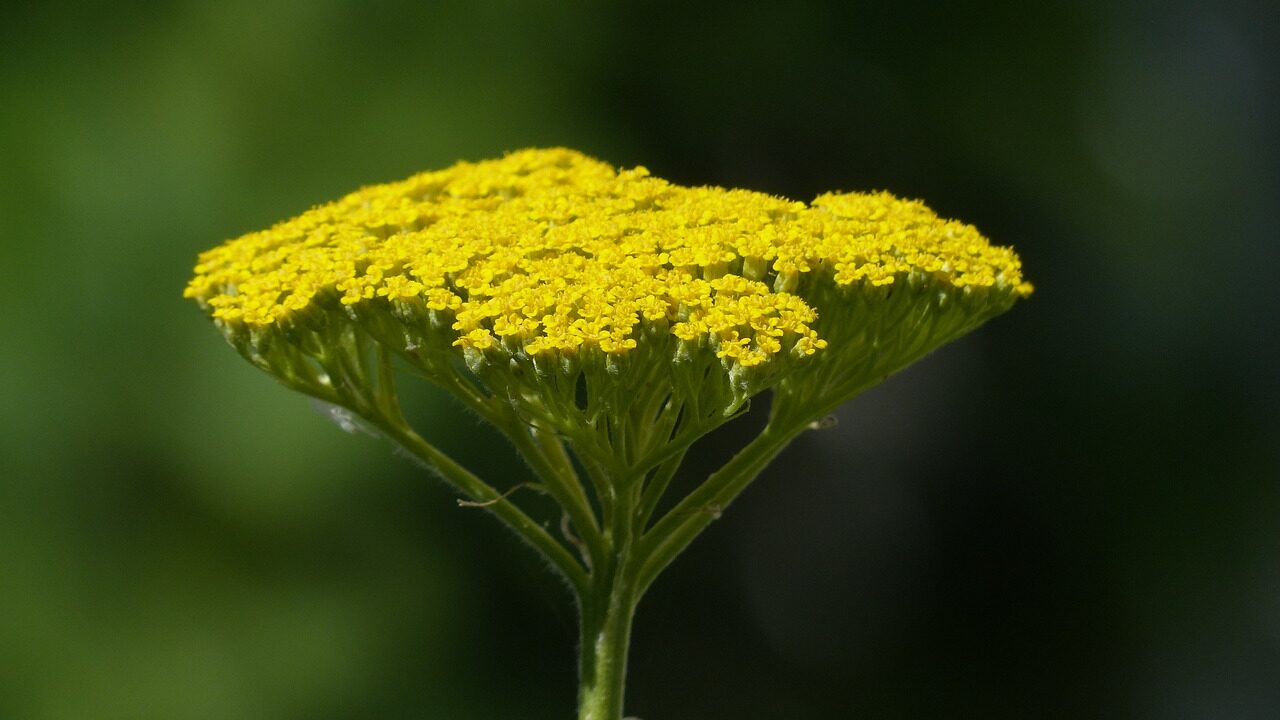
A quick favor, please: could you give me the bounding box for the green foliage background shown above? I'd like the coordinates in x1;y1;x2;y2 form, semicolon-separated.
2;1;1276;718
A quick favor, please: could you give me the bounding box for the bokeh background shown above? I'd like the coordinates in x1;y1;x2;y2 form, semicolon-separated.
2;1;1277;718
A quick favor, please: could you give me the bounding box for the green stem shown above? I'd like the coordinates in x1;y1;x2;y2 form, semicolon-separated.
576;571;637;720
635;419;806;594
375;417;590;596
635;448;686;532
507;424;606;566
577;461;642;720
415;368;608;569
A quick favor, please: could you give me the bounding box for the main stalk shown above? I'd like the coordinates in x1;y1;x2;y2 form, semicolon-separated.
575;457;643;720
576;566;638;720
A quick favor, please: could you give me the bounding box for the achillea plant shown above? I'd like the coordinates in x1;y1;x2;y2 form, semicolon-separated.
186;147;1031;719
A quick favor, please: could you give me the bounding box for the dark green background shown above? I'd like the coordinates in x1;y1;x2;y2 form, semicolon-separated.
2;1;1277;718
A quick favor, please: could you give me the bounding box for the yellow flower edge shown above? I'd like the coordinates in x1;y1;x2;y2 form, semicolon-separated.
186;147;1030;367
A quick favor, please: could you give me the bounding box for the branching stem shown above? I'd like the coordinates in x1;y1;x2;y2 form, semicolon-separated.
371;416;590;596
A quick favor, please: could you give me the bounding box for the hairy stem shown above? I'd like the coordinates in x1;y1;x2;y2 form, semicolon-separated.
576;567;638;720
576;461;642;720
374;417;590;595
635;420;806;595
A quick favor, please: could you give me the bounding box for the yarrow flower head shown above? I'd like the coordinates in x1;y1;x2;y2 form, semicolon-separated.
187;148;1029;444
186;147;1031;720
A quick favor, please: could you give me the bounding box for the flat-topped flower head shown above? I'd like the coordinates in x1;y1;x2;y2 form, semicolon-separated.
187;148;1030;459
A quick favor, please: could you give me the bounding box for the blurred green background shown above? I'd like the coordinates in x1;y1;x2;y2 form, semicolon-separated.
2;1;1277;718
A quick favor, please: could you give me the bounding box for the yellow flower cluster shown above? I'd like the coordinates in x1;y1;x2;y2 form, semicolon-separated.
186;148;1031;367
